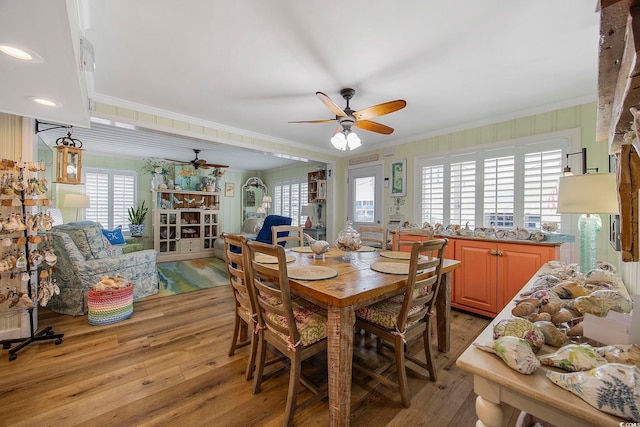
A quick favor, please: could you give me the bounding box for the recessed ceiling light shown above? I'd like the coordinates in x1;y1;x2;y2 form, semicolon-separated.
0;44;43;62
27;97;62;108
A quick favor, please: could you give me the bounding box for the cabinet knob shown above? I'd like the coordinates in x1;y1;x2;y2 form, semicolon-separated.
497;250;504;256
489;249;498;255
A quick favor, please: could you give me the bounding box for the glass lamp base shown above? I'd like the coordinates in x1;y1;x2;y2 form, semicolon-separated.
578;214;602;273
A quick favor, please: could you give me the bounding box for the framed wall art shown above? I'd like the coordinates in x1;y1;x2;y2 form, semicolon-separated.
390;159;406;197
225;182;235;197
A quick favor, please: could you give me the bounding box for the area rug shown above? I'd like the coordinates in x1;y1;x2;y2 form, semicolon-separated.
157;257;229;296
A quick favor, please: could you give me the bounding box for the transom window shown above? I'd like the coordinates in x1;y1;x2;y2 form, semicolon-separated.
84;168;137;230
417;133;571;231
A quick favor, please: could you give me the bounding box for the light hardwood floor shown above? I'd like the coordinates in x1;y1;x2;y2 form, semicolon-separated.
0;286;494;426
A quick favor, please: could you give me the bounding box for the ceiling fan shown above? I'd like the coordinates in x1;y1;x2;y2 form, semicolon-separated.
165;149;229;170
289;88;406;150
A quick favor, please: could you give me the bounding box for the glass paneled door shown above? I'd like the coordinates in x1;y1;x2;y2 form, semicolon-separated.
347;164;383;229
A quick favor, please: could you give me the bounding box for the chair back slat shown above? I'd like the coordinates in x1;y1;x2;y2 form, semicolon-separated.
244;239;301;344
271;225;304;247
222;233;255;314
393;228;435;252
397;239;448;331
358;225;388;249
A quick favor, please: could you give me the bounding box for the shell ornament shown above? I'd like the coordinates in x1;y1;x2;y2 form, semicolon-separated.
538;344;608;372
493;318;545;353
475;336;540;375
546;363;640;422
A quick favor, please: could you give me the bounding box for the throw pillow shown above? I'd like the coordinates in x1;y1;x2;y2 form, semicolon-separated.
101;226;126;245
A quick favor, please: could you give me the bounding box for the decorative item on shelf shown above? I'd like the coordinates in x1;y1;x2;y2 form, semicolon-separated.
301;205;314;228
335;220;362;261
127;200;148;237
316;203;324;228
142;158;173;189
557;172;618;273
63;193;90;221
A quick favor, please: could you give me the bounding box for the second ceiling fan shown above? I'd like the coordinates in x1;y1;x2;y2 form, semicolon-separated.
165;149;228;170
289;88;406;150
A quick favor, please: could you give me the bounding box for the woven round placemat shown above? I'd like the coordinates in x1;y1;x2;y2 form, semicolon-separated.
288;265;338;280
356;245;376;252
255;254;295;264
379;251;411;260
290;246;313;253
371;261;410;275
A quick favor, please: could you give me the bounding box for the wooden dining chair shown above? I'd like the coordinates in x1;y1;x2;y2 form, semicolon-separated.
271;225;304;247
222;233;258;380
358;225;389;249
393;228;434;252
354;238;448;408
244;239;328;427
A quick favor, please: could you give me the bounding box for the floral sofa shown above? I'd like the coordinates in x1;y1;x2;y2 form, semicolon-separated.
43;221;159;316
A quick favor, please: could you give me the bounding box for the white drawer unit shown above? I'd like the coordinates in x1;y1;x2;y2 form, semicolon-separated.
152;189;222;262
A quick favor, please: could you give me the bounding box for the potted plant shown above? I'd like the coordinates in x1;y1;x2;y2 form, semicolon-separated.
127;200;148;237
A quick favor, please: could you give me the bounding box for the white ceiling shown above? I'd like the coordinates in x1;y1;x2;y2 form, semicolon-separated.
1;0;600;171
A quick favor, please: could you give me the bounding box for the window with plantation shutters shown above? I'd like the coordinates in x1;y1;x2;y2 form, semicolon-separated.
483;155;515;228
273;178;308;226
449;160;476;228
420;165;445;225
523;149;562;228
416;131;574;231
84;168;137;230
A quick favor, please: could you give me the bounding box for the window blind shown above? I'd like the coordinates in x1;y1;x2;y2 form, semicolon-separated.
85;168;137;230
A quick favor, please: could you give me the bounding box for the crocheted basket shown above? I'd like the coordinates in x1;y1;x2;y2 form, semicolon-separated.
88;284;133;326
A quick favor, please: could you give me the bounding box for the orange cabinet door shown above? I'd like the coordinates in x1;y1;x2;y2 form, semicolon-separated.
453;239;497;317
497;243;560;309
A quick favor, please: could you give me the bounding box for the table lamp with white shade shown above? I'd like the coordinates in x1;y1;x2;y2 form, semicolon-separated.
556;173;619;273
63;193;90;221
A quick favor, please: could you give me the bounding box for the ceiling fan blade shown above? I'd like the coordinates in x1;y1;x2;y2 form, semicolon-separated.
354;120;394;135
204;163;229;168
165;158;189;164
353;100;407;121
316;92;348;117
195;159;207;165
289;119;338;124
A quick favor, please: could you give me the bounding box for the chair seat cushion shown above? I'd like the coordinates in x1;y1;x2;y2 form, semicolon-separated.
355;299;424;330
265;300;327;347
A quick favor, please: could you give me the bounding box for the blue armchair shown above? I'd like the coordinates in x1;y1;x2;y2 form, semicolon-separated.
255;215;292;245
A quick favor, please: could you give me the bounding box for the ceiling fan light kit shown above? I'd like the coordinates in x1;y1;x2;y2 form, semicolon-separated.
290;88;406;151
331;129;361;151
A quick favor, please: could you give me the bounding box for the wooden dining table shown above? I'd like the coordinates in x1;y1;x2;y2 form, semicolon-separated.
283;246;461;427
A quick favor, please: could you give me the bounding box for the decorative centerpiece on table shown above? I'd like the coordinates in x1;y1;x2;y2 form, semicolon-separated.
127;200;148;237
335;220;361;261
142;158;173;189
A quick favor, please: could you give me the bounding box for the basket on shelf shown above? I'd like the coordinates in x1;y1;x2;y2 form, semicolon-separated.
88;283;133;326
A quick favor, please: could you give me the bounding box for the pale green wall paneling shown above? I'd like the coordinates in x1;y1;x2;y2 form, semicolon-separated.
0;113;22;161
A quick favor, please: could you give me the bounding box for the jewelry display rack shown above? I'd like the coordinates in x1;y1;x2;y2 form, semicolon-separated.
0;159;63;361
